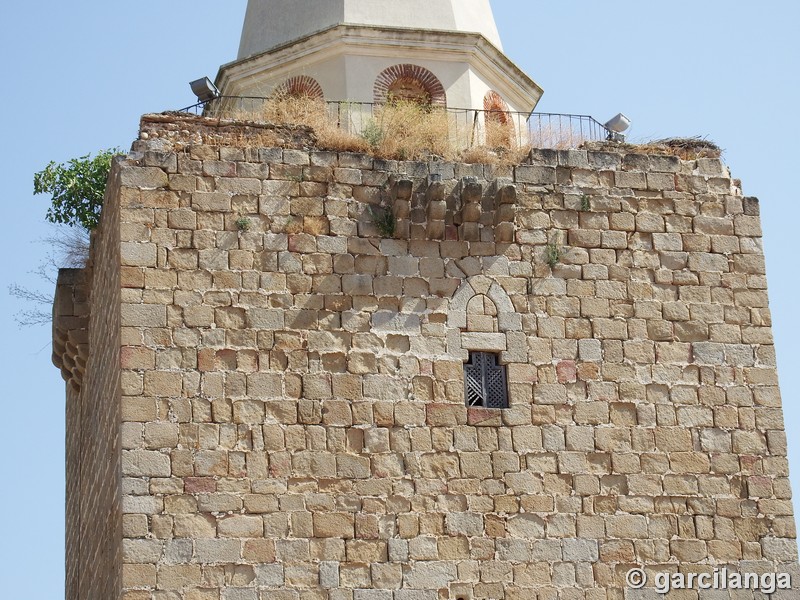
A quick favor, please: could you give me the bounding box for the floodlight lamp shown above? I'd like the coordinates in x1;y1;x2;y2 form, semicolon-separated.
604;113;631;142
190;77;221;103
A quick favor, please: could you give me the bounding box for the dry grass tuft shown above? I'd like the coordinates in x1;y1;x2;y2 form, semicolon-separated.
243;96;371;153
459;145;499;165
486;118;516;149
459;116;533;166
213;95;595;164
583;136;722;160
242;97;459;160
643;137;721;159
364;102;453;161
529;124;592;150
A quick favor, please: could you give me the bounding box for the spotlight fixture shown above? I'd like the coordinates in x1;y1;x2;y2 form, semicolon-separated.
604;113;631;142
190;77;221;103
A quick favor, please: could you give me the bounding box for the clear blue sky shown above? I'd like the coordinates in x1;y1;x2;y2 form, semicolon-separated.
1;2;798;597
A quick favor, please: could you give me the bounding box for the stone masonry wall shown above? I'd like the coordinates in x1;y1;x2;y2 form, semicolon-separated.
57;166;123;599
56;267;89;599
111;118;798;599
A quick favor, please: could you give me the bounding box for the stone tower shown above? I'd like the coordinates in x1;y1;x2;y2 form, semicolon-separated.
217;0;542;113
55;121;800;598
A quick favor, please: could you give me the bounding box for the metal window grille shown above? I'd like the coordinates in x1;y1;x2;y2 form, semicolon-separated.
464;352;508;409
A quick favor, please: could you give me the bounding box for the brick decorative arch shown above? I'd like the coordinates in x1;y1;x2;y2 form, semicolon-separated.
484;90;510;120
274;75;324;101
483;90;515;146
374;64;446;106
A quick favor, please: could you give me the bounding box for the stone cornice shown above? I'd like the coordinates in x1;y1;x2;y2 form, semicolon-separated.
52;268;90;394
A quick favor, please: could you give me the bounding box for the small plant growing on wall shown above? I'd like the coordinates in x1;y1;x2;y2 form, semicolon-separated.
545;243;561;269
545;231;563;269
580;195;591;211
367;205;396;238
235;215;252;231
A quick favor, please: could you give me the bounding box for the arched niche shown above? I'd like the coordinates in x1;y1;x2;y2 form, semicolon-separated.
483;90;515;147
447;275;525;364
274;75;325;101
374;64;446;107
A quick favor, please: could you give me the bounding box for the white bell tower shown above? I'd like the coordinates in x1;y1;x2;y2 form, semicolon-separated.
216;0;542;114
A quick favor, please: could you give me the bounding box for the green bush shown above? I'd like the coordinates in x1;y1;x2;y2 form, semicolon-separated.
33;149;120;230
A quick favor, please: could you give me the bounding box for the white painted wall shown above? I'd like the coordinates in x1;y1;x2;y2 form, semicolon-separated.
238;0;502;59
238;0;344;59
235;53;475;108
341;0;501;49
452;0;502;50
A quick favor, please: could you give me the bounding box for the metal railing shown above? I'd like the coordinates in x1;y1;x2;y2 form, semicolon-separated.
178;96;610;150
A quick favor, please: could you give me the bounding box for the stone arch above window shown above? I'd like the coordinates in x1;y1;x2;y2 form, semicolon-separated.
447;276;525;364
466;294;499;332
274;75;324;100
374;64;446;106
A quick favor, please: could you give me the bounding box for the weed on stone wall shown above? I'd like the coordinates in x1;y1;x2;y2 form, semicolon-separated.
544;231;564;269
235;216;252;232
367;205;396;238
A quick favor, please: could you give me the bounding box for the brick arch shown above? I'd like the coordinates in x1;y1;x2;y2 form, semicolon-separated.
373;64;446;106
484;90;510;121
274;75;324;101
484;90;515;146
